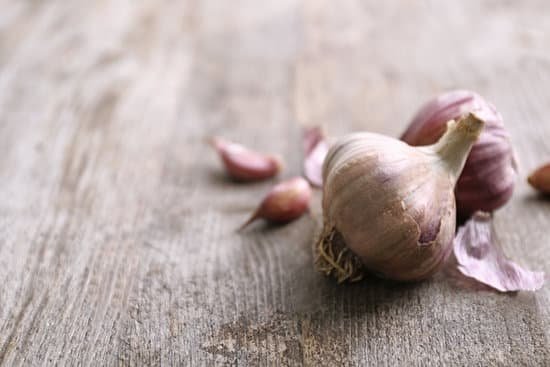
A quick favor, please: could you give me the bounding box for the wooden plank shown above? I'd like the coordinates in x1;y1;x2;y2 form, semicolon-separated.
0;0;549;365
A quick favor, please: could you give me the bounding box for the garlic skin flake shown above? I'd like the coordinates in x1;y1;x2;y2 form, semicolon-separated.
317;114;484;282
453;212;544;292
401;90;517;217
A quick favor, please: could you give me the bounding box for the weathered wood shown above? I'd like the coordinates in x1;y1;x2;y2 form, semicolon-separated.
0;0;549;365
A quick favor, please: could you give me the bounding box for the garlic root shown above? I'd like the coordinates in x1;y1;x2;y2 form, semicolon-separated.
314;226;365;283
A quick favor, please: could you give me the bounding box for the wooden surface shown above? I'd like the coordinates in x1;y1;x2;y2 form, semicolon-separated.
1;1;549;365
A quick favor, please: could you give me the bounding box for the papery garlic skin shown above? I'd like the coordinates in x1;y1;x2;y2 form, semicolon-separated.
318;114;484;282
401;90;516;216
453;212;544;292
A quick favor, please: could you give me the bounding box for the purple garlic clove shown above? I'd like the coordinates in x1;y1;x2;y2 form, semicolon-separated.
240;177;312;230
210;137;283;181
401;90;517;217
528;163;550;194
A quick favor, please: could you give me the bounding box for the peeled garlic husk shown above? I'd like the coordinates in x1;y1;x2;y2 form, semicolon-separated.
316;113;484;283
401;90;517;217
452;212;544;292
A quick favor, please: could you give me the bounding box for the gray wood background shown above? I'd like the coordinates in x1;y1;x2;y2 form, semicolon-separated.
1;1;549;365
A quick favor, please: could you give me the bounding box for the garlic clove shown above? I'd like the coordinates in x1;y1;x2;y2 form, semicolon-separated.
528;163;550;194
453;212;545;292
239;177;312;230
402;90;476;145
210;137;283;181
303;126;329;188
401;90;517;216
316;113;484;282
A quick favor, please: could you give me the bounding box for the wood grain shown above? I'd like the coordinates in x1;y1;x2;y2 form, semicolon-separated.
1;1;549;365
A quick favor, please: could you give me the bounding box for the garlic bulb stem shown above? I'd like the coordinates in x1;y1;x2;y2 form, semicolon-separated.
428;113;484;181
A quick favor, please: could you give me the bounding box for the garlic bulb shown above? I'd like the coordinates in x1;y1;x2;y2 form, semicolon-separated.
401;90;517;216
316;113;484;282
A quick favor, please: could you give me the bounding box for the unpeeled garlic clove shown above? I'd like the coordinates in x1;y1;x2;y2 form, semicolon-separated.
303;127;329;188
210;137;282;181
528;163;550;194
453;212;544;292
401;90;517;217
317;113;484;282
240;177;312;230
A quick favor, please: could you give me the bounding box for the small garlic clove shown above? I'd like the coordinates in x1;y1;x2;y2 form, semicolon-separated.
453;212;544;292
401;90;517;216
303;127;329;188
210;137;283;181
528;163;550;194
239;177;312;230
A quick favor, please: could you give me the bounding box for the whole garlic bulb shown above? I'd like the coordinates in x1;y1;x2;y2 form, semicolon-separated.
317;114;484;282
401;90;517;216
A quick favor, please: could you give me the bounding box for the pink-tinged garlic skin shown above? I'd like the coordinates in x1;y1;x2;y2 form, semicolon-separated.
240;177;312;229
320;114;484;282
210;137;282;181
401;90;516;216
453;212;544;292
